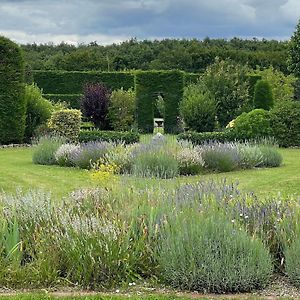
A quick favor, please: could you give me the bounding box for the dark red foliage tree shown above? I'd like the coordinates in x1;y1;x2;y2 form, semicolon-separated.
81;83;111;129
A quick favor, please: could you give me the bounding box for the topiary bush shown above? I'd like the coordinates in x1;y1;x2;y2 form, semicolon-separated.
158;212;273;293
108;88;135;131
0;36;26;144
48;109;81;141
233;109;272;140
253;80;274;110
270;101;300;147
180;82;217;132
24;84;54;142
81;83;111;129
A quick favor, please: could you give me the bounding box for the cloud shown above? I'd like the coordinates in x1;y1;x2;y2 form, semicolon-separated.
0;0;299;44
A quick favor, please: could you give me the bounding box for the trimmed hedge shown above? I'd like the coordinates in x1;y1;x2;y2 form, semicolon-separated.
44;94;81;109
184;73;200;85
79;130;139;144
0;36;26;144
33;71;135;94
135;70;184;133
177;131;236;144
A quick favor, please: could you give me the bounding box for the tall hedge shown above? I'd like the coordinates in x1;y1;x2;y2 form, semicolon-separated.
0;36;26;144
135;70;184;133
33;71;135;94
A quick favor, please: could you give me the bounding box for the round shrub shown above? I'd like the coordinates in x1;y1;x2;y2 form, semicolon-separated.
259;146;282;167
270;102;300;147
24;84;54;142
108;88;135;131
233;109;272;140
0;36;26;144
237;144;263;169
285;238;300;287
253;80;274;110
55;144;80;167
180;83;217;132
158;212;273;293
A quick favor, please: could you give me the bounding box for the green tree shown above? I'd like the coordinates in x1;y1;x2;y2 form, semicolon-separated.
288;19;300;77
253;80;274;110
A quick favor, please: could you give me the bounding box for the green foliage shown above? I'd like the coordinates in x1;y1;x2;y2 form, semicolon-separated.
0;36;26;144
288;19;300;77
233;109;272;139
135;71;184;133
24;84;54;141
158;211;273;292
108;88;135;131
79;130;139;144
270;102;300;147
285;237;300;288
155;94;165;118
253;80;274;110
177;131;236;145
180;82;217;132
48;109;82;141
252;67;296;104
202;58;250;127
32;136;65;165
259;146;283;168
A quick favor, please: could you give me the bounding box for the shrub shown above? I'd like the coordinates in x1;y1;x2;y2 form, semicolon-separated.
176;142;204;175
202;58;250;127
32;136;65;165
70;141;113;169
237;144;263;169
233;109;272;140
0;36;26;144
79;130;139;144
81;83;111;129
108;88;135;131
54;144;80;167
201;142;240;172
259;146;282;167
287;19;300;77
24;84;54;141
158;212;273;293
253;80;274;110
48;109;81;141
180;83;217;132
270;102;300;147
285;238;300;287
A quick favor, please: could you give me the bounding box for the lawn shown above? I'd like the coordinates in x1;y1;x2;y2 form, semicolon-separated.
0;146;299;197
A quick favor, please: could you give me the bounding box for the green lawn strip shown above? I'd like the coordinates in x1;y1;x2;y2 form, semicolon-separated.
0;147;299;197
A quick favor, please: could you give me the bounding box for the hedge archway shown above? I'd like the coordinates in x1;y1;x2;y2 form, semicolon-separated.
135;70;184;133
0;36;26;144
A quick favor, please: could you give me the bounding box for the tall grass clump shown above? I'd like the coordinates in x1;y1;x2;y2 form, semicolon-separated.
32;136;65;165
157;211;273;293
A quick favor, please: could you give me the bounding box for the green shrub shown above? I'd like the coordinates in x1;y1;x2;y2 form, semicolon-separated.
177;131;236;145
259;146;282;167
233;109;272;139
0;36;26;144
48;109;81;141
237;144;263;168
32;136;65;165
180;83;217;132
44;94;81;109
158;212;273;293
253;80;274;110
24;84;54;141
285;238;300;287
108;88;135;131
270;102;300;147
133;150;178;179
79;130;139;144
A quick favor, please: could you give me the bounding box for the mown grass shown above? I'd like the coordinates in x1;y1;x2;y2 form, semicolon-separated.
0;147;299;197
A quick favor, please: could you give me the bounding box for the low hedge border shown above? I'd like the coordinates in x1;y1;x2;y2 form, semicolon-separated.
177;131;237;144
79;130;140;144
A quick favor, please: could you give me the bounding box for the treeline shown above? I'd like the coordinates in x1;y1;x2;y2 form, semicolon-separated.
22;37;289;74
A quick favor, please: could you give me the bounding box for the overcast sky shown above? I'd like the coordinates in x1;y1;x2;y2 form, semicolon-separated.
0;0;299;45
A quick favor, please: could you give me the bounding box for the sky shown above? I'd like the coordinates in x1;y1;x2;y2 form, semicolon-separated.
0;0;299;45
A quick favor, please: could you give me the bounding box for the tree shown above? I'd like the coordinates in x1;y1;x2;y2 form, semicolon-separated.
288;19;300;77
81;83;111;129
253;80;274;110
